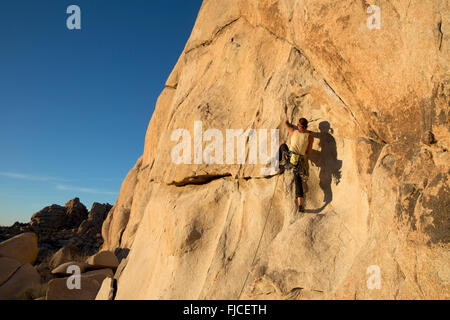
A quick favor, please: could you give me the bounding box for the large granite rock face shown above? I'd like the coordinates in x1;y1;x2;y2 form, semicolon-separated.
102;0;449;299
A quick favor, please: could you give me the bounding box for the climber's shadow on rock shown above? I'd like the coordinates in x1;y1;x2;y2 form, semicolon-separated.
306;121;342;214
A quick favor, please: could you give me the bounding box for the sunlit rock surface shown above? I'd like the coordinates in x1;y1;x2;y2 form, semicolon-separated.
102;0;449;300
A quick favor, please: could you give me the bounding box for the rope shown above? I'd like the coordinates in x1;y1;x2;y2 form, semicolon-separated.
237;173;281;299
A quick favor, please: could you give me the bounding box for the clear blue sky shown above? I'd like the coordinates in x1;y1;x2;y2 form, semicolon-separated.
0;0;203;225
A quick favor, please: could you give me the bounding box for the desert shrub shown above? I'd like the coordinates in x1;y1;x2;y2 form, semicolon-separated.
15;282;48;300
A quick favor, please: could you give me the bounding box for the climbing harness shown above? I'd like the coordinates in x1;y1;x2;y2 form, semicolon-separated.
282;150;309;178
288;151;300;166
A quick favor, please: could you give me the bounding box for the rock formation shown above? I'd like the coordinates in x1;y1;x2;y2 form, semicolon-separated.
48;244;80;269
0;233;38;265
0;233;41;299
78;203;113;238
86;251;119;269
100;0;449;300
0;264;41;300
0;199;112;263
45;256;115;300
45;276;101;300
0;199;112;299
31;198;88;231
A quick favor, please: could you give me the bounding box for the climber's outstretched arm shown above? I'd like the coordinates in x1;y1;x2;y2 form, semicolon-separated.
284;120;296;136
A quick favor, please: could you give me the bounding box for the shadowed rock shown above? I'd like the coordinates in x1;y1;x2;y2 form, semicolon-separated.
46;276;100;300
30;198;87;231
0;264;41;300
0;257;22;287
0;233;38;265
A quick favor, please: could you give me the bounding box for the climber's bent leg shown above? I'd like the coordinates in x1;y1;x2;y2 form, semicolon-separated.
279;143;289;163
294;171;304;211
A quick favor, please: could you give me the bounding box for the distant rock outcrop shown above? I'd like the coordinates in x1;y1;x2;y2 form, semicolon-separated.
78;203;112;238
31;198;88;231
65;198;89;229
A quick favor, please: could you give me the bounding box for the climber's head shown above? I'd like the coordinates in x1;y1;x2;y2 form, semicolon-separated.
298;118;308;131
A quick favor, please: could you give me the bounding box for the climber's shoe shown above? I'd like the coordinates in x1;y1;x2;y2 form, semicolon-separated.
298;205;305;213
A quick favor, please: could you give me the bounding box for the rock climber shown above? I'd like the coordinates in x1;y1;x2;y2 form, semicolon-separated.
279;118;314;212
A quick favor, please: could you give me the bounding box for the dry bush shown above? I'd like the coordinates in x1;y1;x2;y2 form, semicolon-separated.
15;282;48;300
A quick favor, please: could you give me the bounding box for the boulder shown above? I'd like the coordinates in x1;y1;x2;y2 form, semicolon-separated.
45;276;101;300
82;268;113;284
35;261;54;283
0;257;22;286
95;277;115;300
49;244;79;269
0;232;38;264
86;251;118;269
0;264;41;300
51;261;91;276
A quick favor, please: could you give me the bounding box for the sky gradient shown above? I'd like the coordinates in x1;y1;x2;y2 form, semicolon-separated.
0;0;203;225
